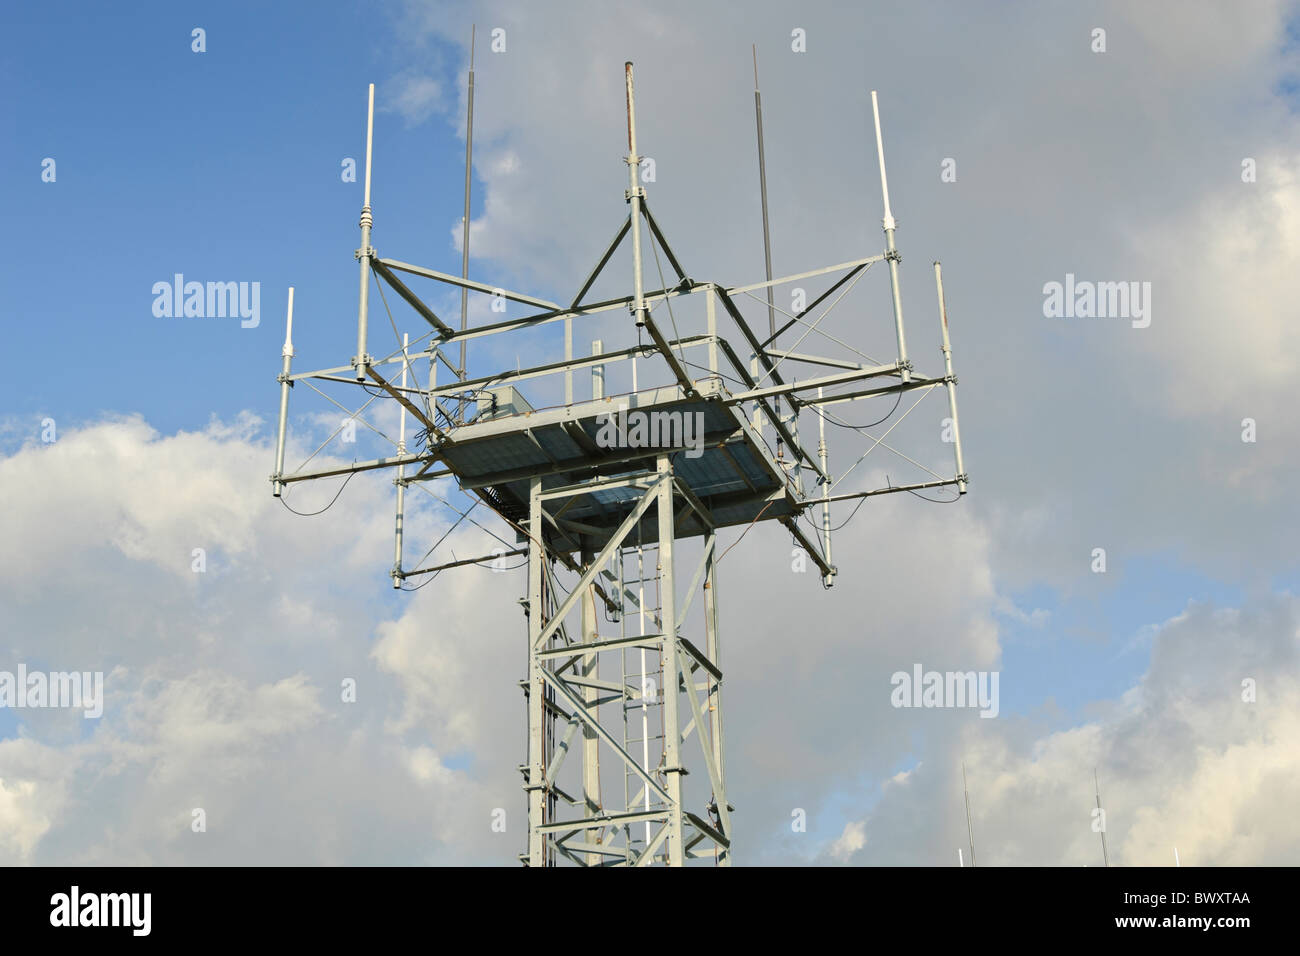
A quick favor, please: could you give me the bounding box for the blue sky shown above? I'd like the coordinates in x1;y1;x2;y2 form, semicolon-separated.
1;1;486;437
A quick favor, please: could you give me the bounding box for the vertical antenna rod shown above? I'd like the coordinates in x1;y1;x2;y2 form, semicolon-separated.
354;83;376;380
752;48;778;344
933;262;967;493
871;91;910;383
272;287;295;496
1095;768;1110;867
459;27;476;380
625;62;647;329
753;46;782;455
963;761;977;867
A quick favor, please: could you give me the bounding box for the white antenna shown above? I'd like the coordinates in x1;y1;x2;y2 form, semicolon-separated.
934;262;967;494
354;83;376;380
272;287;295;497
1174;846;1180;867
282;286;295;356
958;847;964;867
871;90;910;382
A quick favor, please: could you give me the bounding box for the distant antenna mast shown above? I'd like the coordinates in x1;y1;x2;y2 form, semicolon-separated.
962;762;977;867
458;25;476;380
1095;768;1110;867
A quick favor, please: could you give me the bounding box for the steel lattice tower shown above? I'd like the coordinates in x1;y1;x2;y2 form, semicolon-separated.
272;59;968;866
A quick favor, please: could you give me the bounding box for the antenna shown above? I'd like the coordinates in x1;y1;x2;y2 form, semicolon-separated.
458;25;476;381
871;90;910;382
355;83;375;381
626;62;646;330
272;287;294;497
934;262;967;493
272;64;972;866
751;46;776;340
751;46;781;458
963;761;977;867
1095;767;1110;867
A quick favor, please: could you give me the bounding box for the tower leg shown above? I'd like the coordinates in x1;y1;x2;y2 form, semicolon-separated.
527;475;547;866
703;529;731;865
580;547;602;865
656;454;686;866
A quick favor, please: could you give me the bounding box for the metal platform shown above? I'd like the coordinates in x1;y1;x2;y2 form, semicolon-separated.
443;378;797;553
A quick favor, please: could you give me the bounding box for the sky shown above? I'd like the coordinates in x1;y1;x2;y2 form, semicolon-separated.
1;0;1299;865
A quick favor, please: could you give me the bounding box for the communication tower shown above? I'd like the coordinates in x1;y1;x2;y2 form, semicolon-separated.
272;55;969;866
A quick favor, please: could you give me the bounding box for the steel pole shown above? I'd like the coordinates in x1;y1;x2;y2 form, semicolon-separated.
703;529;730;865
580;547;602;864
753;47;782;455
527;475;546;865
392;333;409;587
459;28;475;380
656;454;685;865
816;387;834;586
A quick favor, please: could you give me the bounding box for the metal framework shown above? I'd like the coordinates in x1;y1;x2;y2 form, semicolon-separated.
271;57;968;866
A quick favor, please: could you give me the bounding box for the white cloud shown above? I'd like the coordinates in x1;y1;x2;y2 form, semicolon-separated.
829;819;866;860
386;73;446;126
0;416;512;864
831;594;1300;865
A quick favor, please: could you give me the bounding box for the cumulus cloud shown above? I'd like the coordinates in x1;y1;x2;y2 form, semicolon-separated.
0;417;515;864
386;73;446;126
829;594;1300;866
